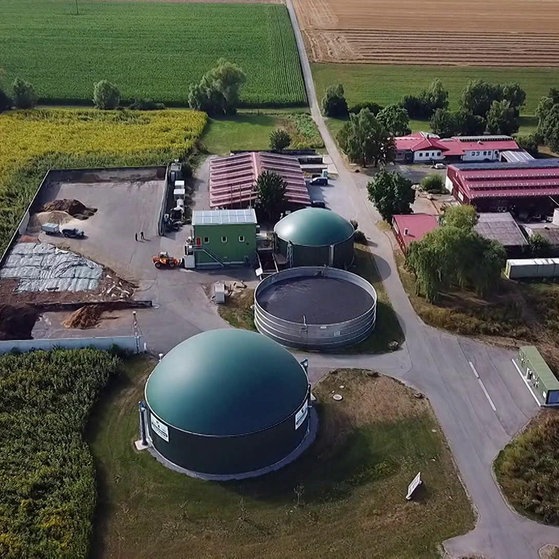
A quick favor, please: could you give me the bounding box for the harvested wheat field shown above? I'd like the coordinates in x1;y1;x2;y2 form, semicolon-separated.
294;0;559;66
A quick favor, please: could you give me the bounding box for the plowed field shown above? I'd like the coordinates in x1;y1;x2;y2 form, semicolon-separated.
294;0;559;66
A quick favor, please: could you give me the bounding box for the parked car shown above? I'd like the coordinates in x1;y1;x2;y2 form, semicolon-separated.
433;163;446;169
309;177;328;186
61;227;85;238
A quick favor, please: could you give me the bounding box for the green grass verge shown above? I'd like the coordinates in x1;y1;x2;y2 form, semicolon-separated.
89;362;474;558
1;0;306;107
495;412;559;525
346;244;404;353
312;63;559;114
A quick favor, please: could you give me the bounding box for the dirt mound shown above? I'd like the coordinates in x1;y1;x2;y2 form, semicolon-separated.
0;304;39;340
41;199;97;220
19;234;38;243
28;210;73;231
63;305;104;329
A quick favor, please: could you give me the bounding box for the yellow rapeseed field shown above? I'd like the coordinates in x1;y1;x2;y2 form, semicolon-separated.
0;108;207;253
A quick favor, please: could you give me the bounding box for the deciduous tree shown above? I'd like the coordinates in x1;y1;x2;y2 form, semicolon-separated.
376;104;411;136
269;128;291;152
367;170;414;221
93;80;120;109
12;78;37;109
440;204;478;229
337;108;395;167
254;170;287;222
486;100;519;135
188;59;246;116
321;83;348;118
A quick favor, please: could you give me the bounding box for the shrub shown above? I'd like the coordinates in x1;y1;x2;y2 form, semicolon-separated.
269;128;291;151
12;77;38;109
93;80;121;109
421;174;445;193
349;102;383;115
0;87;11;112
128;98;165;110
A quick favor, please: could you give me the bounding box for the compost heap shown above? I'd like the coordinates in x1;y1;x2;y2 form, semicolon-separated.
40;199;97;219
0;304;39;340
63;305;104;329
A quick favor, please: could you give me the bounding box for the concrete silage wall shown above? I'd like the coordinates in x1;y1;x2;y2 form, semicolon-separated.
254;266;377;350
0;335;143;355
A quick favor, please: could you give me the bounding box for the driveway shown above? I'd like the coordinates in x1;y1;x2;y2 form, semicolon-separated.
285;0;559;556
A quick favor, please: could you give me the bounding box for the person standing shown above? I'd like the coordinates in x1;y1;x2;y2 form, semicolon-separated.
140;231;145;241
135;232;138;242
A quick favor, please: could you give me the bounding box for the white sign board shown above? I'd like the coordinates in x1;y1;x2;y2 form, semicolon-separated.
150;414;169;442
294;400;309;430
406;472;422;500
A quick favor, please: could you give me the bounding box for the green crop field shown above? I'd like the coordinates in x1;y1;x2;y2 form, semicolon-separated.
0;0;306;107
312;63;559;114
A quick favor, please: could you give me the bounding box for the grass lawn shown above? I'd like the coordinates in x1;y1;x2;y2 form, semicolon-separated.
346;244;404;353
312;63;559;114
89;361;474;558
1;0;306;107
201;111;324;155
395;251;559;369
218;244;404;353
495;412;559;526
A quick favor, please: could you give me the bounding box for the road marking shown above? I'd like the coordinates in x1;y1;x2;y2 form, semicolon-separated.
469;361;497;412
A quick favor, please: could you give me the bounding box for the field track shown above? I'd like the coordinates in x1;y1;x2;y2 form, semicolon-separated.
294;0;559;66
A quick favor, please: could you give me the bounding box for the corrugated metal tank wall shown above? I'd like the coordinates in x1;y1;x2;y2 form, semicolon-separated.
277;237;354;268
147;400;310;475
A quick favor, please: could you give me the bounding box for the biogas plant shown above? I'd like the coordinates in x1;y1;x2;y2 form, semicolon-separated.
139;329;317;480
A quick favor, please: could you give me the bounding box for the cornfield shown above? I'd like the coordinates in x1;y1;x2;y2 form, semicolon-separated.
0;108;207;254
1;0;306;107
0;348;121;559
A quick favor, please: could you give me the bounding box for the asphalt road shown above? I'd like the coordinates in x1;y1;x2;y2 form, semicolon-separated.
285;0;559;556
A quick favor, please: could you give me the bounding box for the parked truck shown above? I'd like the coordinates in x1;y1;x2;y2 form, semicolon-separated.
41;223;85;238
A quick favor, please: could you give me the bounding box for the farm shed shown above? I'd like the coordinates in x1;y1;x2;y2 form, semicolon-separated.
474;212;528;256
190;209;257;267
394;133;520;164
445;160;559;215
274;207;355;267
392;213;439;253
209;152;310;209
516;346;559;406
144;329;313;478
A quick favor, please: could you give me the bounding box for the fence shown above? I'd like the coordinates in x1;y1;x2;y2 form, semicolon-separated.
0;335;143;355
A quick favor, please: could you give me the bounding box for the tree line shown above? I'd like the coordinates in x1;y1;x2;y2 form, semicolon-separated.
0;59;247;114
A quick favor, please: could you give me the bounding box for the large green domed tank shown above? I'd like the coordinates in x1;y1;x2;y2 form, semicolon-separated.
274;207;355;267
144;329;311;477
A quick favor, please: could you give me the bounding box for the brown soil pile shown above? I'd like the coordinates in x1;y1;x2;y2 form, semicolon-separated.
41;199;97;220
0;304;39;340
63;305;104;329
29;210;73;229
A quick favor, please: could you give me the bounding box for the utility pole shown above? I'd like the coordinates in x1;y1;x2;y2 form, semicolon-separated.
75;0;79;16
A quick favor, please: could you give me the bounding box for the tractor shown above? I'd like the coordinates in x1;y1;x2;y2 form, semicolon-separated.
152;251;181;269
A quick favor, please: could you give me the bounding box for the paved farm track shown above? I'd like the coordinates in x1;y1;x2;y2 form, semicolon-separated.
294;0;559;65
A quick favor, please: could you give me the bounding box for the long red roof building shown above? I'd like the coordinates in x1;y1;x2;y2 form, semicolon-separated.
209;152;310;209
446;160;559;215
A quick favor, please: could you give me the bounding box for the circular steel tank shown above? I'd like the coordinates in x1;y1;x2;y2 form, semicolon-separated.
254;266;377;350
274;208;355;268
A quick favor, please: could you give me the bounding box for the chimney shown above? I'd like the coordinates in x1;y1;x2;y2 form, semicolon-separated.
404;228;409;236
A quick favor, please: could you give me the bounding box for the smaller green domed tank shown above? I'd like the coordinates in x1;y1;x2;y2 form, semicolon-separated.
274;208;355;267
